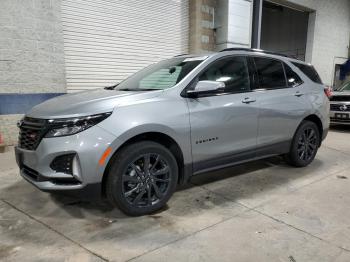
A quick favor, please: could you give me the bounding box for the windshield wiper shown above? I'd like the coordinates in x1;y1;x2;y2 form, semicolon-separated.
104;83;119;90
118;88;162;91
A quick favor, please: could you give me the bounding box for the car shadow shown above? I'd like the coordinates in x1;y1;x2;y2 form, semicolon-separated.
188;157;281;187
1;155;324;221
330;124;350;133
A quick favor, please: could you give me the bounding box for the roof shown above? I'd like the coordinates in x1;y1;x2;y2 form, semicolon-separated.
219;48;308;64
174;48;310;65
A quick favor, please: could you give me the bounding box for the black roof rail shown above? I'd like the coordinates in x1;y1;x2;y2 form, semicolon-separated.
220;48;292;58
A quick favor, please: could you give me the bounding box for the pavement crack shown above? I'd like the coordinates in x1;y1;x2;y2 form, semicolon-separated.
128;174;350;261
126;203;253;262
284;166;350;194
0;167;18;173
1;199;109;262
190;174;350;254
324;145;350;156
252;208;350;253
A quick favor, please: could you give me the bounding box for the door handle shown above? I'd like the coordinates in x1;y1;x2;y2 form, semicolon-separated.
294;91;304;97
242;97;256;104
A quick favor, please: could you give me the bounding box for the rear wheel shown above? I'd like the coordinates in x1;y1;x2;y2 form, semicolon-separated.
285;120;320;167
106;141;178;216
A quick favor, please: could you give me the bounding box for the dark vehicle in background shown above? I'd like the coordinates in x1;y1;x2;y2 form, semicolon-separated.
330;82;350;125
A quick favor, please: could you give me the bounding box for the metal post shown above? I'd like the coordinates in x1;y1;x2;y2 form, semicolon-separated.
251;0;263;49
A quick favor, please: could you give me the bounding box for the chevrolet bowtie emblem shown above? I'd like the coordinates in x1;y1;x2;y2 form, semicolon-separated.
339;104;348;111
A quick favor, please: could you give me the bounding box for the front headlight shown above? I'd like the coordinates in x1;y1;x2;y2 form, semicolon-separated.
45;112;112;138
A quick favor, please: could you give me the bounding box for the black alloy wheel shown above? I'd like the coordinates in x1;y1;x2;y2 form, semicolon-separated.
106;141;178;216
122;153;171;207
285;120;320;167
297;127;318;162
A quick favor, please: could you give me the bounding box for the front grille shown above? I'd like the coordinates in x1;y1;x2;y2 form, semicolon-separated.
330;95;350;102
22;166;39;181
18;117;47;150
22;165;81;185
330;117;350;123
330;104;350;112
22;165;45;182
50;177;81;186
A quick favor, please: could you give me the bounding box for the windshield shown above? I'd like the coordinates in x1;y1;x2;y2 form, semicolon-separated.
338;81;350;92
115;57;206;91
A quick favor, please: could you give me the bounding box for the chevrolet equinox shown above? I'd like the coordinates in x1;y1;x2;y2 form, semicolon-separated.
15;48;330;216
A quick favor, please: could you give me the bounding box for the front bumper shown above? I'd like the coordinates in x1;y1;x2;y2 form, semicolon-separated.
15;125;117;197
330;111;350;125
330;120;350;125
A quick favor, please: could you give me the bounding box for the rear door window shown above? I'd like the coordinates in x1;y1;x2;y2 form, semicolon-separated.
292;62;322;84
254;57;287;89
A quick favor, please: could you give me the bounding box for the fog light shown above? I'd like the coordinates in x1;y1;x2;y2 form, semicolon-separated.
50;154;75;174
50;153;82;184
50;153;82;182
71;154;82;182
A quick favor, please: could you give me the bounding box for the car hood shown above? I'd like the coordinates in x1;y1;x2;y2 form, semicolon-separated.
26;89;163;119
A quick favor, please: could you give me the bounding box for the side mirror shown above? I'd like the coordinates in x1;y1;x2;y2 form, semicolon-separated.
186;81;225;97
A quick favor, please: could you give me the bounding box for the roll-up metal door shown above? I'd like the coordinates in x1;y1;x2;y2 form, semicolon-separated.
61;0;189;92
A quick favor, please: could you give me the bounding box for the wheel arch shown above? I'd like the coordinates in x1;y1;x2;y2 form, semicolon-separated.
101;132;188;198
302;114;323;145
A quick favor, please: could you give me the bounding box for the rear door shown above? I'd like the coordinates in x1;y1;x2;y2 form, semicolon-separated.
249;56;311;153
186;56;259;173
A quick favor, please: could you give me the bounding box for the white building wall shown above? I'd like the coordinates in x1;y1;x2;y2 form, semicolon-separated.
215;0;253;51
285;0;350;85
226;0;253;48
0;0;66;145
0;0;66;94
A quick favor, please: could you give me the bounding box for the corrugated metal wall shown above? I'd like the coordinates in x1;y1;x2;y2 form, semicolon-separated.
61;0;189;92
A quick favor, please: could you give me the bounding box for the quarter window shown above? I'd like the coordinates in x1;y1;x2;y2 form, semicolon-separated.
284;64;303;87
254;57;287;89
292;62;322;84
198;56;250;93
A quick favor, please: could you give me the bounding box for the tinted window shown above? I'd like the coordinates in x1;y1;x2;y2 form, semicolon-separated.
336;82;350;92
292;62;322;84
284;64;303;87
254;57;287;89
199;56;250;93
340;81;350;91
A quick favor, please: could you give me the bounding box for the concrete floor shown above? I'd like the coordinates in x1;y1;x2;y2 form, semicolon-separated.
1;126;350;262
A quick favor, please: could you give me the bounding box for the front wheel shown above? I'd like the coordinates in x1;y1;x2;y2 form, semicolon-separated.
285;120;320;167
106;141;178;216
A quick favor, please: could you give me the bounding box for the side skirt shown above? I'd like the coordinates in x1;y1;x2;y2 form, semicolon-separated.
191;140;291;176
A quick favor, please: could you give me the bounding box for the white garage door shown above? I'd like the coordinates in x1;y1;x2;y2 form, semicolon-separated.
61;0;189;92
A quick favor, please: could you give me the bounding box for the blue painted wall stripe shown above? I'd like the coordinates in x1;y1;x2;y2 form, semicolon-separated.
0;93;65;115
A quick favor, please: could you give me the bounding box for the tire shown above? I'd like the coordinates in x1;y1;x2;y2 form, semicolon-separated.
106;141;178;216
285;120;320;167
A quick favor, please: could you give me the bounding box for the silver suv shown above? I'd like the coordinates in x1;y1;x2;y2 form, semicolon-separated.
15;49;330;216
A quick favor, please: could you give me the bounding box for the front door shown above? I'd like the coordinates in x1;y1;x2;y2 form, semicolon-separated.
186;56;259;173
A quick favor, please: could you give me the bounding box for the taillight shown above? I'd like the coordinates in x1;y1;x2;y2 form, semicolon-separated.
324;86;333;99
